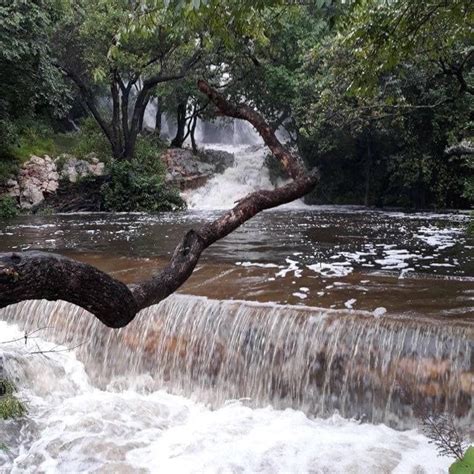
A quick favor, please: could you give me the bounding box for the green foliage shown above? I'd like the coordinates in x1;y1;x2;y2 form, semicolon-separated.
450;446;474;474
0;379;26;420
12;124;57;161
0;197;18;220
467;213;474;238
72;118;112;163
342;0;473;95
0;157;19;186
0;0;70;155
101;136;185;212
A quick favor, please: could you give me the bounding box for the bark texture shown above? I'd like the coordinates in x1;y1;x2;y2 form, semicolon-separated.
0;80;318;328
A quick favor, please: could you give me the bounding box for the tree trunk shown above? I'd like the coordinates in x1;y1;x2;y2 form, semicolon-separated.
364;134;371;207
190;114;198;153
0;80;319;328
170;100;187;148
138;96;150;134
155;96;162;135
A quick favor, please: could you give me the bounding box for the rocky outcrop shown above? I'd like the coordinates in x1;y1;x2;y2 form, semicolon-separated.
161;148;234;191
59;153;105;183
1;148;225;211
16;155;59;209
1;154;106;211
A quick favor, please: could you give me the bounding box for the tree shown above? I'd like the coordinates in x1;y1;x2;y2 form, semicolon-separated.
0;0;68;157
0;80;319;328
291;0;473;207
53;0;203;160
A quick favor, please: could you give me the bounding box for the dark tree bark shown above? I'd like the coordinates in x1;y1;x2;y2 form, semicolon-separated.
190;114;198;153
58;51;201;160
364;132;372;207
445;140;474;157
0;80;319;328
170;100;188;148
155;96;163;135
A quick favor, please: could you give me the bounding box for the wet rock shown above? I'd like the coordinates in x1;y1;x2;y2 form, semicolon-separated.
196;148;234;174
17;155;59;209
161;147;234;191
0;154;107;211
57;154;105;183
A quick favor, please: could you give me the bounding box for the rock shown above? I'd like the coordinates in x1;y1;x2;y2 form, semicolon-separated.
3;179;20;198
161;147;234;191
196;148;234;173
0;153;106;210
17;155;59;209
57;155;105;183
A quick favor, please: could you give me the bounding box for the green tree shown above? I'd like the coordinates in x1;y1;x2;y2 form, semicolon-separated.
0;0;68;160
53;0;203;160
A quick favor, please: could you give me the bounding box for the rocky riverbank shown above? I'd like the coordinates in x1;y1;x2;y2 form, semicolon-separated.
0;148;234;213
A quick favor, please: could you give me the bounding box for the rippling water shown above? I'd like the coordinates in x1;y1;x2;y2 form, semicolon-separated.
1;207;472;315
0;206;472;472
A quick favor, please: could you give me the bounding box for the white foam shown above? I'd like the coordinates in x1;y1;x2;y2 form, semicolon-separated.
0;318;457;474
344;298;357;309
185;145;275;210
236;261;280;269
415;226;464;250
307;262;354;277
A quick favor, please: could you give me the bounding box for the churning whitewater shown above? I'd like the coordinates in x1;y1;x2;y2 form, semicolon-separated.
0;320;453;473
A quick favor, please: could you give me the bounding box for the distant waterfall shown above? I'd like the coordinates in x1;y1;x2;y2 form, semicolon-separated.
1;295;472;431
184;145;275;209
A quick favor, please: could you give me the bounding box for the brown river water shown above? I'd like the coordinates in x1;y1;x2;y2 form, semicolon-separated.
1;208;472;317
0;206;473;472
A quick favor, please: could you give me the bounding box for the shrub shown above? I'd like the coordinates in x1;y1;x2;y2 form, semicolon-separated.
467;212;474;238
0;379;26;420
101;136;185;212
9;121;57;161
0;196;18;219
0;158;19;186
72;117;112;163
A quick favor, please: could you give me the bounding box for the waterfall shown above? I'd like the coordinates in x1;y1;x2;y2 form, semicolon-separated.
184;145;276;209
1;295;472;432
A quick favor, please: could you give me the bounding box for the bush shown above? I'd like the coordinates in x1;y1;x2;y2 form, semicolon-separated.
0;379;26;420
0;158;19;186
101;136;185;212
0;196;18;219
14;128;56;161
72;117;112;163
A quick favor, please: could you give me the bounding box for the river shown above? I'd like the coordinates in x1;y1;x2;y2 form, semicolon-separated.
0;143;473;473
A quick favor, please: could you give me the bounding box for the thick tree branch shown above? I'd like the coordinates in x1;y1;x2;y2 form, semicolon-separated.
0;81;318;328
197;80;305;180
143;50;202;90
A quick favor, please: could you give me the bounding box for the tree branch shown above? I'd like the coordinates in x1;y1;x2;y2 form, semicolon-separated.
197;80;306;180
0;81;318;328
445;140;474;157
57;65;113;143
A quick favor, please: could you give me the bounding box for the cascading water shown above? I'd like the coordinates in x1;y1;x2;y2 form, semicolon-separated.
184;145;276;209
143;105;301;210
1;296;472;433
0;320;454;473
